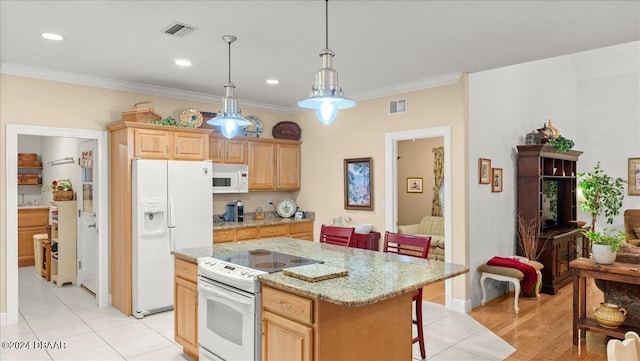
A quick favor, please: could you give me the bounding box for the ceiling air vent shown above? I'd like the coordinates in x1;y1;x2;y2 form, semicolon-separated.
162;22;198;38
389;98;407;114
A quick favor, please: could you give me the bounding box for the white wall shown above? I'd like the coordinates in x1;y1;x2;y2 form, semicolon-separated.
468;41;640;306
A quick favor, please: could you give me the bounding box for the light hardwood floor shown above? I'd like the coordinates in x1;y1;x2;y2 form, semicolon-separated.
466;279;609;360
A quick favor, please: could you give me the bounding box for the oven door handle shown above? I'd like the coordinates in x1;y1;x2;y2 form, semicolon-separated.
199;282;252;306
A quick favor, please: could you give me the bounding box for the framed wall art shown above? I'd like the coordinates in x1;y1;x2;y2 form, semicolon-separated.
344;157;373;210
479;158;491;184
491;168;503;192
629;157;640;196
407;177;423;193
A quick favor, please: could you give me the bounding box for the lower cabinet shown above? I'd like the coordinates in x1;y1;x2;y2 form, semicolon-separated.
17;207;49;267
174;258;199;360
262;285;412;361
538;228;586;295
212;221;314;244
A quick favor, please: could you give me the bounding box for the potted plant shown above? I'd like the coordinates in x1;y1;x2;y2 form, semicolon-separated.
578;162;625;263
583;228;625;264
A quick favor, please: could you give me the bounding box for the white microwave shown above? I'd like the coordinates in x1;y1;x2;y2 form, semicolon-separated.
212;164;249;194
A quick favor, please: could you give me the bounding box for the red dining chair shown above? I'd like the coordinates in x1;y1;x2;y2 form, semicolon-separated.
319;225;355;247
383;231;432;359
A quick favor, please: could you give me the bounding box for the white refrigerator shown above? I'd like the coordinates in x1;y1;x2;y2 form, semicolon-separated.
132;159;213;318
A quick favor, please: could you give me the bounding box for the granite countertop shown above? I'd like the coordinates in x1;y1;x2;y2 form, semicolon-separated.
213;213;315;230
18;205;49;209
172;238;468;307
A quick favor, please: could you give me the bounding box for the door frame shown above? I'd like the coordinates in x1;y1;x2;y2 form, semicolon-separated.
385;126;453;308
5;124;109;325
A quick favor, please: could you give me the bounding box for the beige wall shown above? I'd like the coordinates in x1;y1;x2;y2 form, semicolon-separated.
1;74;470;314
293;76;470;301
0;74;290;314
397;137;444;225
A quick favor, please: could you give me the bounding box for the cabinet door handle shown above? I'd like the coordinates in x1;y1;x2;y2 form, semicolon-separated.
278;301;292;309
88;224;96;228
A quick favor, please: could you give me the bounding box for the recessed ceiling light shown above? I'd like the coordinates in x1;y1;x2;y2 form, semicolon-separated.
174;59;192;67
266;79;279;85
41;33;64;41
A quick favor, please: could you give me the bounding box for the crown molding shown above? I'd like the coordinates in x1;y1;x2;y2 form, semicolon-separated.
2;62;462;115
0;62;291;115
287;72;463;113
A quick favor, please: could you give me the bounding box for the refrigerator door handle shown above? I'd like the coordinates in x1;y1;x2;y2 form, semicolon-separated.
168;197;176;228
169;227;176;251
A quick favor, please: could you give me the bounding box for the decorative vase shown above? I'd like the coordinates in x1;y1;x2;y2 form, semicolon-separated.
593;302;627;328
592;243;616;264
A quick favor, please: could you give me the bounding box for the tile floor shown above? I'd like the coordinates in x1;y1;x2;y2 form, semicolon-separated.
2;267;515;360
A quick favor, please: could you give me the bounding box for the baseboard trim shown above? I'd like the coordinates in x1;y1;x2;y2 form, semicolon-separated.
0;312;7;326
452;298;472;313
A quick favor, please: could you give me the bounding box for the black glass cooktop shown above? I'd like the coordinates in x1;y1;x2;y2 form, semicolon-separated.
212;249;323;273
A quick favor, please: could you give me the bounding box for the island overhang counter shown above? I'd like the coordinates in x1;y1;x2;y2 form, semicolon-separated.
173;237;468;361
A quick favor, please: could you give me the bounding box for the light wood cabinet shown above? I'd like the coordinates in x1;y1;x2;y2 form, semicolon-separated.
212;221;314;244
209;135;247;164
17;207;49;267
134;127;208;160
107;121;212;316
288;222;314;241
213;228;236;243
248;138;301;191
262;285;411;361
276;143;301;190
248;141;276;190
260;224;289;239
263;311;313;361
49;200;77;287
174;258;198;360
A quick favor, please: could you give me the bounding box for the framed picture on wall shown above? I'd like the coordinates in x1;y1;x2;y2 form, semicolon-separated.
629;157;640;196
479;158;491;184
491;168;503;192
407;177;423;193
344;157;373;210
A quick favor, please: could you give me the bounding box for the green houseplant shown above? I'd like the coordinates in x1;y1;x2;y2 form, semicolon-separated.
547;135;575;153
578;162;625;263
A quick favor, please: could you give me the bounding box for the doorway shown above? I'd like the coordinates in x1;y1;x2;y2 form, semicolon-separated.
385;126;453;309
5;124;109;326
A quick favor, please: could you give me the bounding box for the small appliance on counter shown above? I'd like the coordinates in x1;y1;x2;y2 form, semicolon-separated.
221;200;244;222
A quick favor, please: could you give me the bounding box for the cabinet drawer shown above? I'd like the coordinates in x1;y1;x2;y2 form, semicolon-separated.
175;259;198;283
262;287;313;325
289;222;312;234
261;224;289;238
236;227;260;241
214;229;236;243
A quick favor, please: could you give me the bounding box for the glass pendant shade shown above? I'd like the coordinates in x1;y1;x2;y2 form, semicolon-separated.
206;35;250;139
298;1;355;124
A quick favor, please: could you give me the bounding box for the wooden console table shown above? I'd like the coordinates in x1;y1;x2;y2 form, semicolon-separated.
570;257;640;345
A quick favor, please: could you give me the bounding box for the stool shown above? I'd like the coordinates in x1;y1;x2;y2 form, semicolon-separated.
32;234;48;276
478;260;544;314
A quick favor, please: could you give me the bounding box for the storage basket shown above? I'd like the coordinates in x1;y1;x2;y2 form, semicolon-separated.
18;174;39;185
121;101;162;123
53;190;74;201
18;154;41;167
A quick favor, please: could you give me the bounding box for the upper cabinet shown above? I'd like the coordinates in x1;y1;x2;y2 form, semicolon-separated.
133;127;208;160
248;138;301;191
209;135;247;164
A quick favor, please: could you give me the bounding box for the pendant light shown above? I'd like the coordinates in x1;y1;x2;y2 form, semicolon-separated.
298;0;355;125
207;35;251;138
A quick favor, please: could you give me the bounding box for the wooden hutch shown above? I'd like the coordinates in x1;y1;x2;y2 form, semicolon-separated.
517;144;588;295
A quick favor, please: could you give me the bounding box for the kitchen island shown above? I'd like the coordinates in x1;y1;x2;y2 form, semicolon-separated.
173;238;468;361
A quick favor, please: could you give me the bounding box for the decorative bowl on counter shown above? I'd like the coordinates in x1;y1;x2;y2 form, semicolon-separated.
354;224;372;234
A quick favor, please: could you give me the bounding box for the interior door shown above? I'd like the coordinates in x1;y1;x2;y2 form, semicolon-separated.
78;139;98;294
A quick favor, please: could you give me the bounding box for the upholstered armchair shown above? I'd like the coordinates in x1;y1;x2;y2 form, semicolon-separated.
624;209;640;247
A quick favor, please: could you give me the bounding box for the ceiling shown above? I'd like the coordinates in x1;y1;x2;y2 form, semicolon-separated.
1;1;639;113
